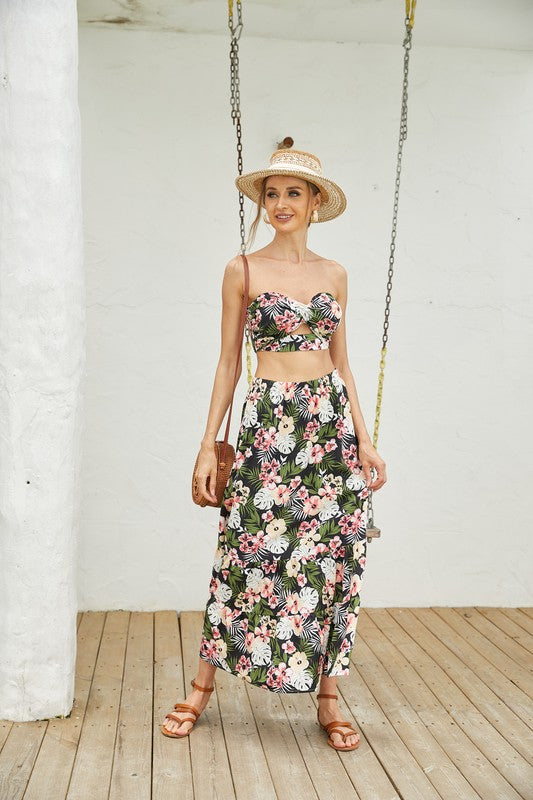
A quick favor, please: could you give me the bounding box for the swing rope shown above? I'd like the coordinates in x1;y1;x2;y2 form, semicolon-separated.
365;0;416;538
227;0;417;541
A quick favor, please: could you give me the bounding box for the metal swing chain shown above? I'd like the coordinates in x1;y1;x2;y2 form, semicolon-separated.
228;0;253;386
366;0;416;541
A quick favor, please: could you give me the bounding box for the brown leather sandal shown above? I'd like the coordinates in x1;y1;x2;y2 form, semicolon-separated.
316;691;361;751
161;677;215;739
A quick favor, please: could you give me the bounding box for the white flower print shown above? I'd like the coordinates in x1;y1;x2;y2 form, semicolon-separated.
253;487;276;510
207;602;222;626
319;557;337;583
242;398;258;428
214;581;233;603
251;638;272;666
246;568;265;591
317;396;334;422
299;586;319;612
275;615;294;640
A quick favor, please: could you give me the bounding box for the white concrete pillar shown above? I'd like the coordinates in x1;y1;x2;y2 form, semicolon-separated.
0;1;83;720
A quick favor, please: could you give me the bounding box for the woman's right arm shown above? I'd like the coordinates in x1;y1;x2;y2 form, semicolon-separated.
194;255;246;503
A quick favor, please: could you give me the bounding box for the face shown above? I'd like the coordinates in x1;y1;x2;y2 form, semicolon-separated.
263;175;320;229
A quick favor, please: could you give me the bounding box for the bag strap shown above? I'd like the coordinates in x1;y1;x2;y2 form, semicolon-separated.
220;253;250;463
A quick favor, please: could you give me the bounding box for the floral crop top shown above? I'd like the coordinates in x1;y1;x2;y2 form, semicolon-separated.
246;290;342;352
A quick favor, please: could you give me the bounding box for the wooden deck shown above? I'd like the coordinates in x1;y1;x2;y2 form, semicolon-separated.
1;607;532;800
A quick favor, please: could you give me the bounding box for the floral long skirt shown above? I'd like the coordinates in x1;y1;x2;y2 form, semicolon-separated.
199;367;369;693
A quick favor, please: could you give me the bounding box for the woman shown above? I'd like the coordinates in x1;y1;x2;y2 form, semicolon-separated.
162;149;387;751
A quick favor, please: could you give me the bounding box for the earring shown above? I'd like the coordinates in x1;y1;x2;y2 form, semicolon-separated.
311;209;319;223
263;212;270;224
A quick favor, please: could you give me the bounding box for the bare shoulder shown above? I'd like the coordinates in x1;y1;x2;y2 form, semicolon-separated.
326;258;348;281
222;254;246;296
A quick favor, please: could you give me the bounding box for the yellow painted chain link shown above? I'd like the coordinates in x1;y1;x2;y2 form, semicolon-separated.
406;0;416;28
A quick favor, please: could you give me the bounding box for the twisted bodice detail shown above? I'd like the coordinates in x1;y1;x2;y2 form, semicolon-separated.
246;290;342;352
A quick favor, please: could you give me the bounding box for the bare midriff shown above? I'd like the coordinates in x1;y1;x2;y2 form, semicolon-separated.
253;350;336;383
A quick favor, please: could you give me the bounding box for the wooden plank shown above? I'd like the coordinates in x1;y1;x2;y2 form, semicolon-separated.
109;612;153;800
0;722;12;753
362;611;526;800
180;611;236;800
334;627;443;800
353;626;481;800
244;679;319;800
432;607;533;699
500;608;533;637
24;612;106;800
385;609;532;798
280;690;361;800
0;720;47;800
454;608;533;672
422;609;533;732
476;608;533;655
518;607;533;619
152;611;193;800
66;611;130;800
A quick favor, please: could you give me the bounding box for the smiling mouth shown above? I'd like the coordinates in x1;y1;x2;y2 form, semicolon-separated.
276;214;293;220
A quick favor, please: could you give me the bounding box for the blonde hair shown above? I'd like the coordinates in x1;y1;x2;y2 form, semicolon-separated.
245;177;321;251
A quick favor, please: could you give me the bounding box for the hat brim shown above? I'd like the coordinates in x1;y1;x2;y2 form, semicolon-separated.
235;168;346;222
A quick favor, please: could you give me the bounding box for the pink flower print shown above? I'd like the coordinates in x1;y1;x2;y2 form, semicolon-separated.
289;476;302;490
325;438;337;453
303;420;320;441
291;615;304;636
262;560;278;574
330;536;346;559
200;637;218;659
296;486;309;500
274;310;301;333
302;494;321;515
274;404;284;418
273;484;291;505
261;509;274;522
281;382;297;400
335;417;349;436
266;662;289;689
307;395;320;415
260;578;275;599
282;640;296;654
245;447;253;457
212;626;221;639
349;573;361;597
234;451;246;469
340;510;365;537
259;460;281;487
236;655;252;676
254;426;277;451
285;593;301;614
308;444;325;464
296;573;307;587
244;632;255;651
336;562;345;583
342;444;359;470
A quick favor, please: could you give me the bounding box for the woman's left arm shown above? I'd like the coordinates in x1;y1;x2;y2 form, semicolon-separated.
329;261;387;492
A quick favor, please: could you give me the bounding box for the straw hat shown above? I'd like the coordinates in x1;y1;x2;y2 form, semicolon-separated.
235;149;347;222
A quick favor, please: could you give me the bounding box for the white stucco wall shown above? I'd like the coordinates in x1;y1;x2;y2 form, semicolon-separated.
77;26;533;610
0;1;83;719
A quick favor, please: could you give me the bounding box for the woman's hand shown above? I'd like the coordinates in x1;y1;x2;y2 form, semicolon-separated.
195;442;219;504
358;439;387;491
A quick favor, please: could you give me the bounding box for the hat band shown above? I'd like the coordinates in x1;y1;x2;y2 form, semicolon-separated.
266;163;322;178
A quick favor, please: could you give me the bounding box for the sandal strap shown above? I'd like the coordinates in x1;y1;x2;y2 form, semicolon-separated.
328;727;359;742
191;678;215;693
324;719;357;734
165;711;197;724
173;702;200;718
316;692;338;700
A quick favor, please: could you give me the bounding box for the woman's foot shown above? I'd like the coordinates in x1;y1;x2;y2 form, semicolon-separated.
162;678;214;737
317;696;360;749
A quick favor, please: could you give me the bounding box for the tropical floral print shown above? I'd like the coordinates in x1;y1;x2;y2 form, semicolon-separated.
246;290;342;352
199;367;368;693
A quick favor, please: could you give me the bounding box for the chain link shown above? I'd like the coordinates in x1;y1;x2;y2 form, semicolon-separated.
228;1;246;254
367;13;414;533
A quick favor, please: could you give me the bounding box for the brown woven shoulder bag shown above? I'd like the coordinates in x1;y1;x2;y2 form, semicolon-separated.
191;254;250;507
